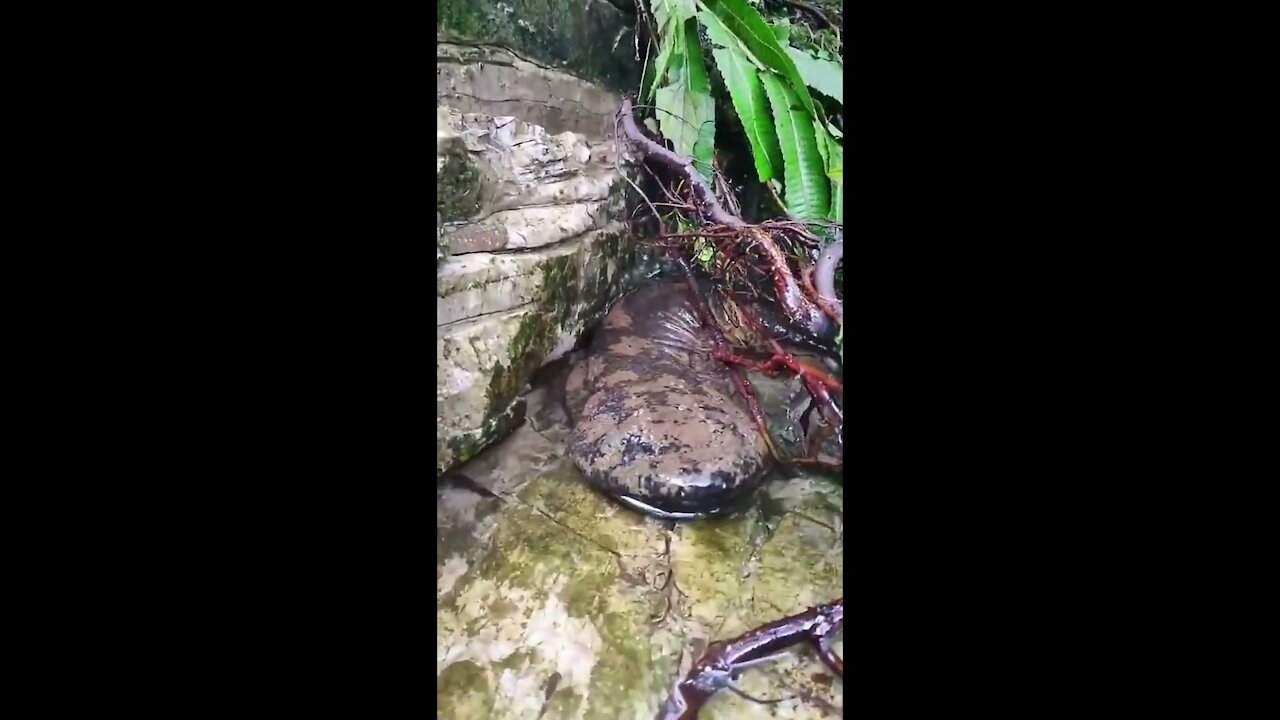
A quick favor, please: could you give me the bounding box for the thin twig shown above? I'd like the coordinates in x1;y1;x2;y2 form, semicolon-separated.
617;98;742;228
618;98;835;338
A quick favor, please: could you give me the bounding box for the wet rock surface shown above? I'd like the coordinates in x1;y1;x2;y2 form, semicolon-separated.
437;42;626;139
437;371;843;719
435;50;644;476
564;282;771;519
437;0;640;94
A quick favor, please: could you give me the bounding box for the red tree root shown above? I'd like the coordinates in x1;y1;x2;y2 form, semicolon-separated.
617;99;834;339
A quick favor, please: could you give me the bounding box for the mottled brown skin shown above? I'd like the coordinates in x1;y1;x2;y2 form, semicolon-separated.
565;282;771;519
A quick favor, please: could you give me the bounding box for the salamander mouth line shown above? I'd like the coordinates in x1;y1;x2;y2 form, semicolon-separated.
612;495;719;521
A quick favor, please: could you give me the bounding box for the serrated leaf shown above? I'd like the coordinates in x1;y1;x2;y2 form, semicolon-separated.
647;35;677;99
814;119;844;222
691;116;716;181
698;0;818;119
653;0;696;31
655;82;715;166
785;46;843;104
698;7;763;70
649;0;698;98
812;118;843;223
813;118;829;169
652;17;715;177
710;46;781;182
759;72;828;220
682;18;711;93
698;7;734;49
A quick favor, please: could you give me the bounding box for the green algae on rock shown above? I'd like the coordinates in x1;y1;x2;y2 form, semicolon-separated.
436;221;635;476
437;138;485;223
435;100;639;477
437;0;640;94
437;392;843;719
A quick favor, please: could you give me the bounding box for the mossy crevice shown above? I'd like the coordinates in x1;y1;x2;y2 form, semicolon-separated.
444;398;527;470
437;0;640;93
437;140;484;223
437;212;450;265
481;247;591;422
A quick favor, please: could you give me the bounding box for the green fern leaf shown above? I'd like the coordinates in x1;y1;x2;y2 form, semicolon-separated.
760;72;828;220
691;116;716;180
648;0;698;98
698;0;818;119
813;119;843;223
785;46;843;105
655;83;715;170
710;46;781;182
651;18;715;180
653;0;697;30
682;17;712;93
647;37;676;99
830;179;843;223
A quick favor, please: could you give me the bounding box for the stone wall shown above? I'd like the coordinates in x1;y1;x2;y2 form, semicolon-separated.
437;0;640;94
436;41;642;477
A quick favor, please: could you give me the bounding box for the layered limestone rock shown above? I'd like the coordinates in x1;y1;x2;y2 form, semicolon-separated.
436;45;642;476
436;222;636;474
437;42;624;139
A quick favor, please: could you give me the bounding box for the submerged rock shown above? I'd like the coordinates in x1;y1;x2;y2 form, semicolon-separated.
564;282;772;519
436;381;843;719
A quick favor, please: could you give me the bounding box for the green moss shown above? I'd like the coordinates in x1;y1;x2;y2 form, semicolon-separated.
475;502;583;589
447;470;668;712
437;446;845;717
437;141;483;222
436;1;484;38
442;225;636;479
436;660;493;717
561;563;616;618
480;251;590;421
483;315;553;421
436;0;640;93
544;688;584;719
683;516;752;561
436;223;450;265
441;399;527;474
595;633;672;712
539;252;583;327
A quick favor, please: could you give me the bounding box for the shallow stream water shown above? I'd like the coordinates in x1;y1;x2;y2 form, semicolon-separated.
437;356;843;719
